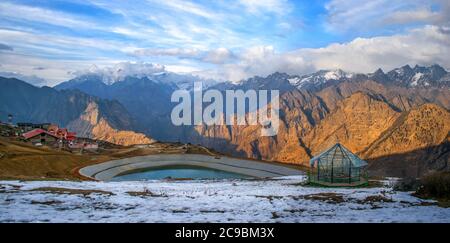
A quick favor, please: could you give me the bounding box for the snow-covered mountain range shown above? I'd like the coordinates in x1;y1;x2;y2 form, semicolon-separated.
60;63;450;92
68;63;218;90
286;64;450;90
287;69;354;90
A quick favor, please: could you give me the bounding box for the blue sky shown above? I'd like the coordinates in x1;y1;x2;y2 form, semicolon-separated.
0;0;449;85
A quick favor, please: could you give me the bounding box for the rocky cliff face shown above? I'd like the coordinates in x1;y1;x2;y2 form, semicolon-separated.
362;104;450;159
67;102;153;146
363;104;450;177
304;92;401;155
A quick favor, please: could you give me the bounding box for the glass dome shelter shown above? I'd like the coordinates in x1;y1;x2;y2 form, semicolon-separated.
309;143;368;187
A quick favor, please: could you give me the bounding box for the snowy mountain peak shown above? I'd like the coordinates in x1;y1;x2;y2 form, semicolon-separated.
387;64;449;87
411;72;424;86
65;63;449;92
373;68;385;75
323;69;350;80
285;64;448;90
65;62;218;90
76;62;166;85
88;64;100;73
290;69;353;89
287;77;300;85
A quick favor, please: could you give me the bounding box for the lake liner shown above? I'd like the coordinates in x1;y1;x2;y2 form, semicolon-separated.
79;154;304;181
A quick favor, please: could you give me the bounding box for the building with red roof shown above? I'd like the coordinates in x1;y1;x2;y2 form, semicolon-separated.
66;132;77;141
19;123;79;147
47;125;77;141
22;128;59;145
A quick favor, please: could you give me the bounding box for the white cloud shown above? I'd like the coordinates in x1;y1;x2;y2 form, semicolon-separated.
3;25;450;85
0;71;47;86
165;65;201;74
131;47;235;64
0;2;98;30
238;0;292;16
0;0;294;84
152;0;218;20
111;27;155;40
298;25;450;73
132;48;201;59
324;0;449;32
203;48;234;64
0;29;129;55
2;0;449;85
0;51;122;86
196;25;450;81
73;62;166;84
194;45;312;82
188;0;450;82
383;8;440;25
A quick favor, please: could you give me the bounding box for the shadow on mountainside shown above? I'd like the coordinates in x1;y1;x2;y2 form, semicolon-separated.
367;142;450;178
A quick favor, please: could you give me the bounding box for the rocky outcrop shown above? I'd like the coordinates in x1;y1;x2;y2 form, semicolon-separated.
67;102;153;146
361;104;450;177
304;92;401;155
362;103;450;159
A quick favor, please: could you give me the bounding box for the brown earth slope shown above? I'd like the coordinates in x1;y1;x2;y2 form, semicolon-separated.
304;92;401;155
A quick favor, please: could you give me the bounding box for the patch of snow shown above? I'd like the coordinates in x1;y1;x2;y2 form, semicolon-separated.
324;70;343;80
411;72;423;86
325;69;353;80
295;69;352;89
1;177;449;223
71;62;219;89
72;62;166;85
287;77;300;85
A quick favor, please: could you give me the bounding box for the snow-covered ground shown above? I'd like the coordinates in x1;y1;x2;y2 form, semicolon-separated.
1;176;449;223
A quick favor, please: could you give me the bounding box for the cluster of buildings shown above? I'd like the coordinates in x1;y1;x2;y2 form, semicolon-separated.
12;122;98;151
20;123;74;145
0;113;99;151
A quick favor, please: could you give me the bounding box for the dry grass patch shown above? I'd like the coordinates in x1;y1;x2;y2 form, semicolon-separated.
303;193;345;204
414;171;450;208
360;195;394;203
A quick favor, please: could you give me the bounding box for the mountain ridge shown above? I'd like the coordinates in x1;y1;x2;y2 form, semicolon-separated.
4;63;450;177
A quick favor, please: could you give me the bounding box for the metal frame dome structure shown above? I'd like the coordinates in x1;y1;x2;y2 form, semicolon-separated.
309;143;368;187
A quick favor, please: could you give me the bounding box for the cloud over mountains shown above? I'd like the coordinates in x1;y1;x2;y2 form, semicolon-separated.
0;0;449;85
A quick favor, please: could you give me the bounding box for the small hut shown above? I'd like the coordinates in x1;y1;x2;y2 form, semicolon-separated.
309;143;368;187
